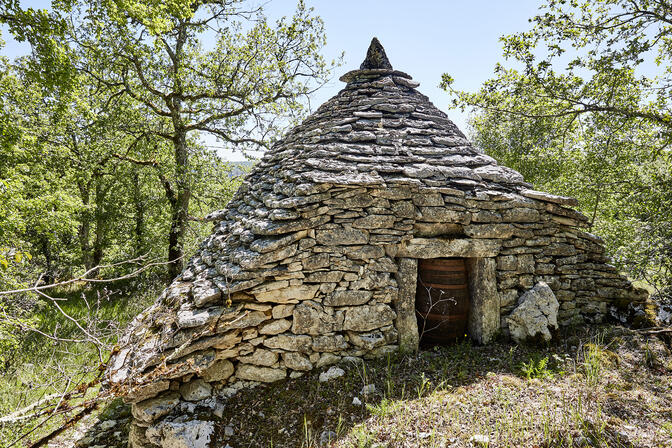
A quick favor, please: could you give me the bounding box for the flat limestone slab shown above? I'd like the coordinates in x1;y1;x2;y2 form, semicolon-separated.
394;238;501;258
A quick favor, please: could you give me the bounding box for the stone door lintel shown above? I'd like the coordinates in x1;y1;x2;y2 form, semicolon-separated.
392;238;501;350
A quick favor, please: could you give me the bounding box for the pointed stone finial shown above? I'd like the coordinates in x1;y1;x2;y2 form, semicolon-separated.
339;38;413;83
360;37;393;70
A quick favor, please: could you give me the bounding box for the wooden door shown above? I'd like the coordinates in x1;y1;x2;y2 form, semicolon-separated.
415;258;470;344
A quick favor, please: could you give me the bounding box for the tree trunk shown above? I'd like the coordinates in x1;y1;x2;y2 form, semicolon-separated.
132;172;145;257
91;179;106;275
40;236;54;285
77;180;93;272
167;131;190;281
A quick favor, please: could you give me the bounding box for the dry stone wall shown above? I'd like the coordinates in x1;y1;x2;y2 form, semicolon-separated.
108;40;648;447
112;182;646;445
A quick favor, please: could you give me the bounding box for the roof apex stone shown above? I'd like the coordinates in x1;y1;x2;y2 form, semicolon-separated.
339;37;413;83
360;37;392;70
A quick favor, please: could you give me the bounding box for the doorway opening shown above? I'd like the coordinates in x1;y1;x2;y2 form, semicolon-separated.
415;257;471;345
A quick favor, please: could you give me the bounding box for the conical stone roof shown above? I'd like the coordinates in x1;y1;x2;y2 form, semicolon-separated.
224;44;530;201
108;39;645;407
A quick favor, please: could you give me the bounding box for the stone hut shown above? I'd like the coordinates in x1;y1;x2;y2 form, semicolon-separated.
109;39;648;446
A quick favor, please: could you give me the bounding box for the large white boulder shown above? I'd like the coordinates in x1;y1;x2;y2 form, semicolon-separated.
146;419;214;448
506;282;559;343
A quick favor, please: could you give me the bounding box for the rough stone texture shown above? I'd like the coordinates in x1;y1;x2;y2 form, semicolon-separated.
343;304;396;332
146;420;214;448
292;301;340;335
395;238;500;258
237;349;278;366
199;359;234;382
359;37;393;70
506;282;559;343
319;366;345;382
179;379;212;402
108;38;648;447
126;381;170;402
129;423;151;448
324;290;372;306
394;258;419;352
467;258;500;344
236;365;287;382
132;393;181;424
258;319;292;335
283;352;313;371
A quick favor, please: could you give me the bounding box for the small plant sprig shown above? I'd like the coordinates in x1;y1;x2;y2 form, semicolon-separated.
520;355;555;380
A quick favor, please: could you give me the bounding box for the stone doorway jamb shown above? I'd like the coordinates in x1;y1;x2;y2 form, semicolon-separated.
389;238;502;351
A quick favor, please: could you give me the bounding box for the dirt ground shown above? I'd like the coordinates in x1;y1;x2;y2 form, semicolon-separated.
52;324;672;448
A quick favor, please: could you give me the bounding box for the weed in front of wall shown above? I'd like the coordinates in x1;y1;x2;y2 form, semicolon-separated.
301;413;313;448
416;372;431;399
335;414;345;438
506;346;517;371
643;339;659;368
383;354;395;399
661;422;672;439
366;397;398;418
349;425;375;448
580;333;612;387
354;361;369;393
520;355;555;380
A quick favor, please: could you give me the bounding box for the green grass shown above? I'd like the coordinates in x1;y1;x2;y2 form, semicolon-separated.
212;325;672;448
0;278;159;447
4;289;671;448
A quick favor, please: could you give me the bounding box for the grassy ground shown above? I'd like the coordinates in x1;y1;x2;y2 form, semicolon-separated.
3;284;670;448
212;326;671;448
0;279;159;447
56;324;672;448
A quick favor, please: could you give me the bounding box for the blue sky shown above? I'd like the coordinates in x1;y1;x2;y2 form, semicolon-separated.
275;1;542;135
1;0;544;160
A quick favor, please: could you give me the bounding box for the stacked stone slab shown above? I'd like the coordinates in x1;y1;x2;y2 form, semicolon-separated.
108;38;648;446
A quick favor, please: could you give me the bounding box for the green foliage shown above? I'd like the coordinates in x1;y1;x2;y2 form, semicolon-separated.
443;0;672;288
0;281;159;444
580;333;618;387
0;0;73;90
520;355;556;380
59;0;334;277
0;0;326;285
582;343;604;387
0;1;332;441
0;300;35;365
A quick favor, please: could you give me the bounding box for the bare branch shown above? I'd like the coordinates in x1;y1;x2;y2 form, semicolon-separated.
0;255;184;297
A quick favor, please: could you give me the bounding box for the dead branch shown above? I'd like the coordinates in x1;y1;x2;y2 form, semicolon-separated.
0;256;176;445
35;288;105;362
415;283;459;340
25;400;100;448
0;392;66;424
0;254;184;296
637;326;672;335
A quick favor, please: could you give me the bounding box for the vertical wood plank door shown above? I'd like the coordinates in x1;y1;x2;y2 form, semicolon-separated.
415;258;470;345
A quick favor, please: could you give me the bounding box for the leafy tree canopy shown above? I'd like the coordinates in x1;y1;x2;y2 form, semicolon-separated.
1;0;336;280
442;0;672;288
442;0;672;133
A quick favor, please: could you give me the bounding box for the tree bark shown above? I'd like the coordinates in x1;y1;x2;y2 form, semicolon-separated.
39;236;54;285
76;180;93;271
91;179;106;275
132;172;145;257
167;131;190;281
166;22;190;282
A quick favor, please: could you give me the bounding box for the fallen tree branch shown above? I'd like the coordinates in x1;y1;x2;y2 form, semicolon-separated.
637;326;672;335
0;391;65;424
0;375;104;425
5;383;107;448
0;254;184;296
35;289;106;362
25;400;101;448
